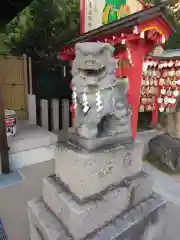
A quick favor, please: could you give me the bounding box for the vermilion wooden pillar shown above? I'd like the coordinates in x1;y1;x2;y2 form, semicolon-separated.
126;41;152;139
80;0;85;34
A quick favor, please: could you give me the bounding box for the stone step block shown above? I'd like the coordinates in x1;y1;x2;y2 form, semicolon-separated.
28;205;42;240
28;198;71;240
130;172;153;206
55;140;144;201
87;194;167;240
29;220;42;240
28;194;166;240
42;172;152;240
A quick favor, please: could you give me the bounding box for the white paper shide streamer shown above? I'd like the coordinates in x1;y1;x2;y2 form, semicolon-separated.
82;89;90;113
73;87;104;113
96;90;103;112
72;87;77;109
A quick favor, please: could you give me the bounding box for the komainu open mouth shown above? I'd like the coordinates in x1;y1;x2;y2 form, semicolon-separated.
79;66;106;78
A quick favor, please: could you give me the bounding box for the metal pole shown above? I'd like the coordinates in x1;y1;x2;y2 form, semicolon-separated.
0;83;9;174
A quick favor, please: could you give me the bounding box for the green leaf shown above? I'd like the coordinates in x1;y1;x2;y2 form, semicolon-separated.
0;0;80;58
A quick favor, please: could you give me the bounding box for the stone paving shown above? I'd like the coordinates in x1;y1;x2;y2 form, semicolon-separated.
142;162;180;240
144;161;180;206
158;202;180;240
136;129;180;206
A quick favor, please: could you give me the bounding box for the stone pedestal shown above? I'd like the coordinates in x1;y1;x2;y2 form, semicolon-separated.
42;172;152;240
28;138;167;240
55;141;144;201
28;194;166;240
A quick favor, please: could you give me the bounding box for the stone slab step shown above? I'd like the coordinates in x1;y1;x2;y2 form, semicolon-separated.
28;194;166;240
9;120;57;154
29;217;42;240
28;198;72;240
42;172;152;240
88;194;166;240
8;120;57;170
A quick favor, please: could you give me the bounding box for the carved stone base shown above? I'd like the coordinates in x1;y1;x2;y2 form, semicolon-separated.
67;132;133;152
55;140;144;201
28;194;166;240
42;172;152;240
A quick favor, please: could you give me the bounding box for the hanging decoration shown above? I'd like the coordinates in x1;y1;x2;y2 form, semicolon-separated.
72;87;77;109
140;59;159;112
126;47;133;66
157;62;179;112
82;89;90;113
140;58;180;113
96;90;103;112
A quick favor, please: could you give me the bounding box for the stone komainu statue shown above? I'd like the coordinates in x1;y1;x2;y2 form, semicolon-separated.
71;42;131;139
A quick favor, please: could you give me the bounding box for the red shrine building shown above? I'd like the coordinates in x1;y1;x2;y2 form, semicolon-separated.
59;1;174;139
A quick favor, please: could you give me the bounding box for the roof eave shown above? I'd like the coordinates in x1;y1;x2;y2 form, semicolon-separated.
59;2;172;48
